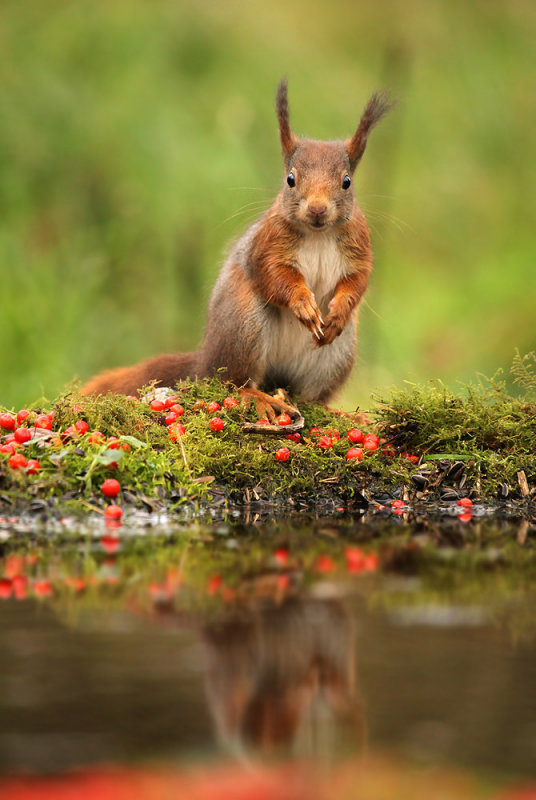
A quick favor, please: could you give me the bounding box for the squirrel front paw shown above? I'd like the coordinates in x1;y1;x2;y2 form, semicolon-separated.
314;313;345;347
289;287;324;340
314;297;352;347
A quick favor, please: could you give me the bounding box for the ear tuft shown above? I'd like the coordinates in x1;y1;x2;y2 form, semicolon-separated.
276;78;298;162
346;91;394;170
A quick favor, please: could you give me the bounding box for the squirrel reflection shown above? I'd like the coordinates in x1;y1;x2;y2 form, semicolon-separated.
149;581;366;761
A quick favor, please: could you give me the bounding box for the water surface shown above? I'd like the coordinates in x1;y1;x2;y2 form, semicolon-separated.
0;512;535;797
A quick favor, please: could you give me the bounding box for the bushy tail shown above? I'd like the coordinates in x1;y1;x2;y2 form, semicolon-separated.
81;352;198;396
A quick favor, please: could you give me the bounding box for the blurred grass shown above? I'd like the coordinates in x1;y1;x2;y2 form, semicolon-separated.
0;0;535;409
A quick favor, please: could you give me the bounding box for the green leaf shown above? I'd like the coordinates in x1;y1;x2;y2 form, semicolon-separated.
49;449;71;463
424;453;473;461
119;435;147;448
95;449;124;466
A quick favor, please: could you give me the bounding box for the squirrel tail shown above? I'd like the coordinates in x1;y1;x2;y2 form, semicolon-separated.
81;352;198;396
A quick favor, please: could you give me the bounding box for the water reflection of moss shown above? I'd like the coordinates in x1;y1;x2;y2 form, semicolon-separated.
1;516;534;641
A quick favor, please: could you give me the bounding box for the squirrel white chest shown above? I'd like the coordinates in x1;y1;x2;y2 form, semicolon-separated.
262;231;355;401
296;232;348;304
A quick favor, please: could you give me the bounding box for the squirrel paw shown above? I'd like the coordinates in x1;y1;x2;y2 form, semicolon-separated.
239;388;304;434
314;313;345;347
290;290;324;340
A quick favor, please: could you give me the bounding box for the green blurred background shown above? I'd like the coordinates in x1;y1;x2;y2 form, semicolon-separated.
1;0;535;409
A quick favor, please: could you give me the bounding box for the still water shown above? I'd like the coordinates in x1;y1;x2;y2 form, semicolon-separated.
0;511;535;798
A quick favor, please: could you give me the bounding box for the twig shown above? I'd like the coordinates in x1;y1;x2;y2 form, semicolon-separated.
79;500;105;514
176;429;191;477
517;519;529;545
517;470;530;498
242;412;304;435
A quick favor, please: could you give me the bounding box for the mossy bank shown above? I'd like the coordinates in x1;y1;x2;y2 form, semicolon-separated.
1;354;536;517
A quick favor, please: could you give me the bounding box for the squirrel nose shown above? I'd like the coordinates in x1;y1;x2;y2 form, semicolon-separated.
308;203;327;218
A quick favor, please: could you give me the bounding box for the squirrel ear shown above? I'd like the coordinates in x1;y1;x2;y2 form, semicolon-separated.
276;79;298;163
346;91;394;171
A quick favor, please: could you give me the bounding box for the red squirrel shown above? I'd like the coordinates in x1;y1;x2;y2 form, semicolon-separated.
82;81;392;417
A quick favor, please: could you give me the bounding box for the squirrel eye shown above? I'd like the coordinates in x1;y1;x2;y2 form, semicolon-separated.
342;175;351;190
287;172;296;188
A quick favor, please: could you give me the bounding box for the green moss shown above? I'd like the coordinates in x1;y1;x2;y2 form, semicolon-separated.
374;356;536;495
1;358;536;510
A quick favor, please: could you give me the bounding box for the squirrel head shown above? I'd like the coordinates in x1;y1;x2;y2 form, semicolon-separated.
275;79;393;232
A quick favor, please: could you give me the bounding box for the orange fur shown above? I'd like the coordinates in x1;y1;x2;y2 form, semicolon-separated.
82;81;390;401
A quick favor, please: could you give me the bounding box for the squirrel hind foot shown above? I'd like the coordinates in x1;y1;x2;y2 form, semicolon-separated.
239;387;303;433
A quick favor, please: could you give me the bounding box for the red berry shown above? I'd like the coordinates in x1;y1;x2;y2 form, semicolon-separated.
382;443;395;458
391;499;407;509
285;432;301;443
309;426;322;438
16;409;31;425
277;413;292;426
120;443;130;451
363;553;379;571
317;554;335;573
26;459;41;475
101;478;120;498
150;400;165;412
276;447;290;462
126;395;139;403
8;453;27;469
400;452;419;464
107;437;121;449
64;577;86;592
89;431;105;445
347;428;364;444
0;443;17;455
0;413;15;430
345;547;365;572
64;425;76;437
168;423;186;441
169;404;185;416
164;395;178;408
363;434;379;452
274;548;289;565
256;419;269;426
14;427;32;444
5;555;24;578
104;504;123;520
13;575;28;598
457;497;473;508
33;580;53;597
165;411;178;426
207;575;222;596
318;435;333;450
101;535;120;553
193;400;206;412
207;401;221;414
324;428;340;441
35;414;53;430
223;397;239;409
74;420;89;435
0;579;12;599
209;417;224;432
346;447;363;461
458;512;473;523
346;548;378;573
